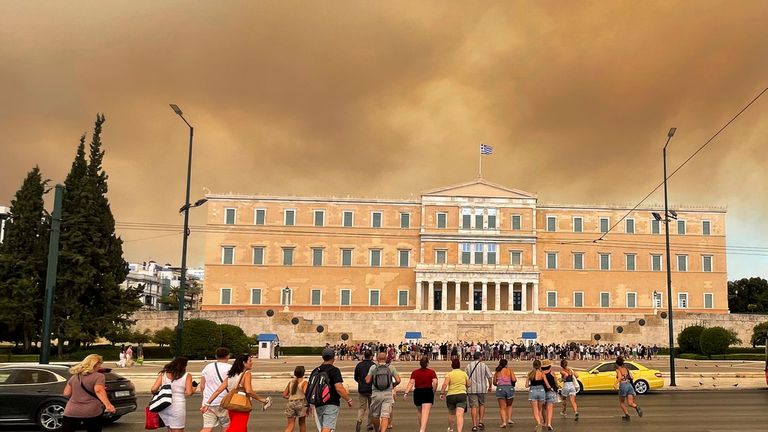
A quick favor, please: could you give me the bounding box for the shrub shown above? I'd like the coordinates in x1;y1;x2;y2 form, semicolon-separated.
750;321;768;346
678;325;706;354
219;324;251;356
281;346;324;356
699;326;733;356
153;327;175;347
172;319;222;359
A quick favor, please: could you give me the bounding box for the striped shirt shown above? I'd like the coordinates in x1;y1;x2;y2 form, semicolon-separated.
465;361;492;394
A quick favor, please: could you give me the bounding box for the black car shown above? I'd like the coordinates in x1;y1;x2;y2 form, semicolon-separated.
0;364;137;431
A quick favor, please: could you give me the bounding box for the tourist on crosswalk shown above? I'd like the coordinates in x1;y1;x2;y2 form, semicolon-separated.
199;348;232;432
440;358;469;432
492;358;517;428
403;356;438;432
614;356;643;421
282;366;309;432
558;359;579;421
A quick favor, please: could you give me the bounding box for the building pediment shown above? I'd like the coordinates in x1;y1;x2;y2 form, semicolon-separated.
422;179;536;199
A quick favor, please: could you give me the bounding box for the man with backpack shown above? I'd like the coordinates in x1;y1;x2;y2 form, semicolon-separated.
365;352;401;432
354;350;376;432
307;348;354;432
466;352;493;431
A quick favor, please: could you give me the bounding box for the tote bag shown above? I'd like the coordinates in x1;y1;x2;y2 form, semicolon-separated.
149;375;173;413
221;373;253;412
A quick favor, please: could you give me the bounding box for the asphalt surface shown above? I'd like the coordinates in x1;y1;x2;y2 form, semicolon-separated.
11;390;767;432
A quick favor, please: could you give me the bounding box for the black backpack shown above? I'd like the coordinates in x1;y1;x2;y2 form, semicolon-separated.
306;367;332;406
373;364;392;391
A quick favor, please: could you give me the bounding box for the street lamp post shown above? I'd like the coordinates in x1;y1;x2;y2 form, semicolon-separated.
663;127;677;386
170;104;194;356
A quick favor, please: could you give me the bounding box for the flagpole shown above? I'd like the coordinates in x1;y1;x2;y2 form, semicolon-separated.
478;145;482;178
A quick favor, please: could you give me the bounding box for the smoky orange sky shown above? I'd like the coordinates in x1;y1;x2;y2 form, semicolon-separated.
1;0;766;278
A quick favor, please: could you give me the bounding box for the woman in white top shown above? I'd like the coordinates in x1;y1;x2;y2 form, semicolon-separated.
151;357;196;431
205;354;270;432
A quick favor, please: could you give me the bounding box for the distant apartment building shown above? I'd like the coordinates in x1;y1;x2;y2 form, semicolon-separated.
0;206;9;244
124;261;204;310
201;179;728;315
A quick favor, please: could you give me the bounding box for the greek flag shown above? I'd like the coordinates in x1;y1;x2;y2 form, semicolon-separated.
480;143;493;155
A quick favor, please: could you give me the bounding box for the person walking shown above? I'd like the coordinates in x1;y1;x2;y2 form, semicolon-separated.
151;357;196;432
283;366;309;432
465;352;492;431
614;357;643;421
492;358;517;428
440;358;469;432
199;348;232;432
354;350;376;432
365;352;401;432
61;354;116;432
403;356;438;432
526;359;553;432
307;348;354;432
117;345;126;368
540;360;558;431
558;359;579;421
125;345;134;367
205;354;271;432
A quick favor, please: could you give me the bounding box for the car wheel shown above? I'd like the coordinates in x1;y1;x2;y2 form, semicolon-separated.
103;415;123;424
576;380;584;394
633;379;649;395
37;401;65;432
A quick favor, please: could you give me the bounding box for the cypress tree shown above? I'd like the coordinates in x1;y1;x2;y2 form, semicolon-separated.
0;167;49;352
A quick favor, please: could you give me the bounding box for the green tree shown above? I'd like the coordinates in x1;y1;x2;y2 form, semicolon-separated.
158;279;202;310
699;326;735;356
728;277;768;313
172;319;222;359
0;167;49;352
751;321;768;346
153;327;175;347
677;325;706;354
219;324;250;355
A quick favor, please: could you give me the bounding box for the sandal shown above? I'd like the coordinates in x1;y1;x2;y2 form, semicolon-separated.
479;423;485;430
472;427;478;432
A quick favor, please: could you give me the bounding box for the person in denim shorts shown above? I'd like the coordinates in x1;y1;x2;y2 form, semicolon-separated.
526;359;549;432
492;358;517;428
614;357;643;422
540;360;559;431
559;359;579;421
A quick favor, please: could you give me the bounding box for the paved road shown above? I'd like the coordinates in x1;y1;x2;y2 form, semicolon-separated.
11;390;767;432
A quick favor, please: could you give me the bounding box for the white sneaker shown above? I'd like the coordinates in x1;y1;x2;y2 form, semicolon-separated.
262;397;272;411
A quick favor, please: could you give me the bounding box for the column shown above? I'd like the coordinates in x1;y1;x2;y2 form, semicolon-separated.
494;282;501;311
428;281;435;311
532;282;539;313
454;281;462;311
441;282;448;311
481;282;488;311
508;282;514;311
521;282;527;312
415;281;422;311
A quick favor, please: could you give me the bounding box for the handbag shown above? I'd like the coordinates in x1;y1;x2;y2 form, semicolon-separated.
221;372;253;412
145;406;163;430
149;375;173;413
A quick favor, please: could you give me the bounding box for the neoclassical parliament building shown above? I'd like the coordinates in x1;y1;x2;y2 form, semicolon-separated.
201;179;728;315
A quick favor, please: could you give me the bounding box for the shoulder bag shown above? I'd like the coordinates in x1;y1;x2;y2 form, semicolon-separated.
221;373;253;412
149;374;173;413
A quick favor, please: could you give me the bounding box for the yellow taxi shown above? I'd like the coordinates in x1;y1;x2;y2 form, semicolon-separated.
558;361;664;394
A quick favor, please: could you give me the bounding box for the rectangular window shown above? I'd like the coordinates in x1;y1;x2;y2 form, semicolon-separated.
474;243;484;264
651;219;660;235
225;208;236;225
599;253;610;270
281;289;292;306
221;288;231;305
254;208;266;225
251;289;261;305
677;220;686;235
312;248;323;266
573;217;583;233
546;291;557;308
677;255;688;272
340;289;351;306
461;243;471;264
398;290;408;306
511;214;522;230
702;255;713;272
369;290;380;306
370;249;381;267
627;292;637;308
475;211;484;230
487;243;497;265
435;250;447;264
311;289;322;306
284;209;295;226
282;248;294;266
704;293;713;309
653;292;663;309
398;250;410;267
372;211;382;228
574;292;584;308
626;218;635;234
546;216;557;232
252;247;264;265
626;254;636;271
678;292;688;308
314;210;325;227
487;209;497;229
600;217;609;233
341;249;353;266
600;292;610;308
652;254;662;271
510;251;522;266
221;246;234;265
462;208;472;229
546;252;557;269
400;213;410;229
436;212;447;229
702;220;711;236
342;211;353;227
573;253;584;270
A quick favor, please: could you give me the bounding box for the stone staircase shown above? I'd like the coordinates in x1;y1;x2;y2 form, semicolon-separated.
593;311;689;343
269;311;352;344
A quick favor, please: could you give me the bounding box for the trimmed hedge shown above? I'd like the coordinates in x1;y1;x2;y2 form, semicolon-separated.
281;346;325;356
699;327;733;356
680;353;765;361
219;324;251;356
678;325;706;354
172;319;222;359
